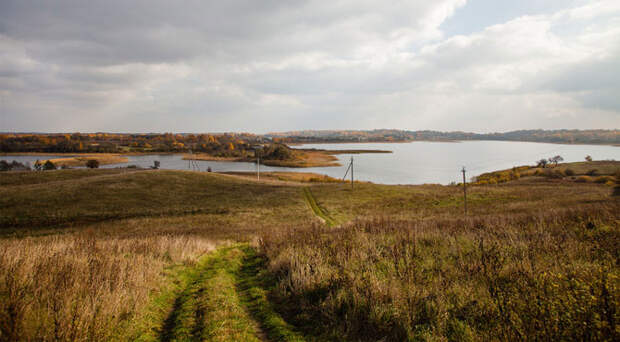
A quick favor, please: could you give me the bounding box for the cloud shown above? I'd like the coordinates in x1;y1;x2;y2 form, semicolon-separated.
0;0;618;132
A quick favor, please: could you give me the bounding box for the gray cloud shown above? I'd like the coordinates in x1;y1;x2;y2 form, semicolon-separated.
0;0;618;133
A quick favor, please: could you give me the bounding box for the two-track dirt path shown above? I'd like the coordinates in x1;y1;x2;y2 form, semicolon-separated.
302;187;337;227
140;244;306;342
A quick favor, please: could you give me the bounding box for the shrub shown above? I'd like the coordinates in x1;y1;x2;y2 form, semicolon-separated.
564;168;575;176
575;176;592;183
543;169;564;179
594;176;613;184
586;169;599;176
0;160;30;171
86;159;100;169
43;160;56;170
261;144;294;161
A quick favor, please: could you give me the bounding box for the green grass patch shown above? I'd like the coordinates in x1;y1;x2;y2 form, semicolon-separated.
132;244;306;342
302;187;337;227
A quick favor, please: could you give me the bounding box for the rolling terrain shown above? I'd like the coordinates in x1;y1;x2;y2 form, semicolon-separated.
1;165;618;341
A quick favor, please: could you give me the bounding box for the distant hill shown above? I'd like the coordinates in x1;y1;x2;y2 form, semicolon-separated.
268;129;620;145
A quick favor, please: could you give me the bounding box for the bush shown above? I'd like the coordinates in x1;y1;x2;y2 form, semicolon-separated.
575;176;592;183
564;168;575;176
43;160;57;170
86;159;100;169
586;169;599;176
594;176;613;184
543;169;564;179
0;160;30;171
261;144;294;160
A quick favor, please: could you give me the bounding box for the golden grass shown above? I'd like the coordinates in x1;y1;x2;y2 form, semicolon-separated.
182;153;244;162
0;168;618;341
262;150;340;168
41;154;128;167
473;161;620;185
0;231;216;341
184;150;341;167
221;171;343;184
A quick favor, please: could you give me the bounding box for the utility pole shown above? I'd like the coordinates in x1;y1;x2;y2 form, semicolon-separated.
350;157;354;189
256;148;260;181
462;166;467;215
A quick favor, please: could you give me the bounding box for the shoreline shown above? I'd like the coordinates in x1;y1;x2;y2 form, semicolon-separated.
288;139;620;147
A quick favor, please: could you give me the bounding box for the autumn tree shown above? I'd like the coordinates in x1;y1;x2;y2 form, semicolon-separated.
86;159;100;168
43;160;56;170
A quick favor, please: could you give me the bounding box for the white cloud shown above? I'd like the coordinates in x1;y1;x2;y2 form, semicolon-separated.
0;0;618;132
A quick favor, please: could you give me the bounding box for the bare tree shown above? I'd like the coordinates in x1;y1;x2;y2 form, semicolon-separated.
548;155;564;167
537;159;548;168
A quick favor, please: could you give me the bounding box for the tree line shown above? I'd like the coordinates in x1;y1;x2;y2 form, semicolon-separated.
269;129;620;145
0;133;267;157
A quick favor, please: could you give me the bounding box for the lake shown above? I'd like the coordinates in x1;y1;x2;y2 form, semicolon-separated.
2;141;618;184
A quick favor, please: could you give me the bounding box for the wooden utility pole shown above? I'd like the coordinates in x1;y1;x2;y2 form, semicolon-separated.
256;148;260;181
342;157;354;189
350;157;354;190
462;166;467;214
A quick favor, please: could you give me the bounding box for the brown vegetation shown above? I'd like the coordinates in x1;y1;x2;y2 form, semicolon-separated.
40;154;128;167
0;231;215;341
0;168;618;341
260;204;619;341
473;161;620;185
221;171;344;184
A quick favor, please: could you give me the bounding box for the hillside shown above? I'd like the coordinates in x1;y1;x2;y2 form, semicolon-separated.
269;129;620;145
0;168;618;341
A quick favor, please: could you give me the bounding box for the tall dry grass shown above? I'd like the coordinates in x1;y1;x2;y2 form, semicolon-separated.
260;203;619;341
0;231;215;341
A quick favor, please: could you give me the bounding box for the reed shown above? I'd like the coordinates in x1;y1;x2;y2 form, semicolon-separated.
0;231;215;341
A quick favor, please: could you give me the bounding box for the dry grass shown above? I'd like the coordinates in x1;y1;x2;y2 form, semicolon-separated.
261;150;341;168
182;153;244;162
260;204;619;341
0;168;132;187
41;154;129;167
1;168;618;341
0;231;215;341
473;161;620;185
184;149;341;168
221;171;344;184
0;170;314;231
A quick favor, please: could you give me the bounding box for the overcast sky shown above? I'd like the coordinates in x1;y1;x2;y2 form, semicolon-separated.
1;0;619;133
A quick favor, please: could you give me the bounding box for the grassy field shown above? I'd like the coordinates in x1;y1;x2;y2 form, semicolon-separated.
0;165;618;341
184;149;342;167
473;160;620;185
40;154;130;167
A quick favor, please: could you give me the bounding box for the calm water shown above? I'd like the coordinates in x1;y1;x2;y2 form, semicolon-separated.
2;141;618;184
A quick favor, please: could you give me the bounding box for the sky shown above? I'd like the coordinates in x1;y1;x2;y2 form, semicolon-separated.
0;0;619;133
